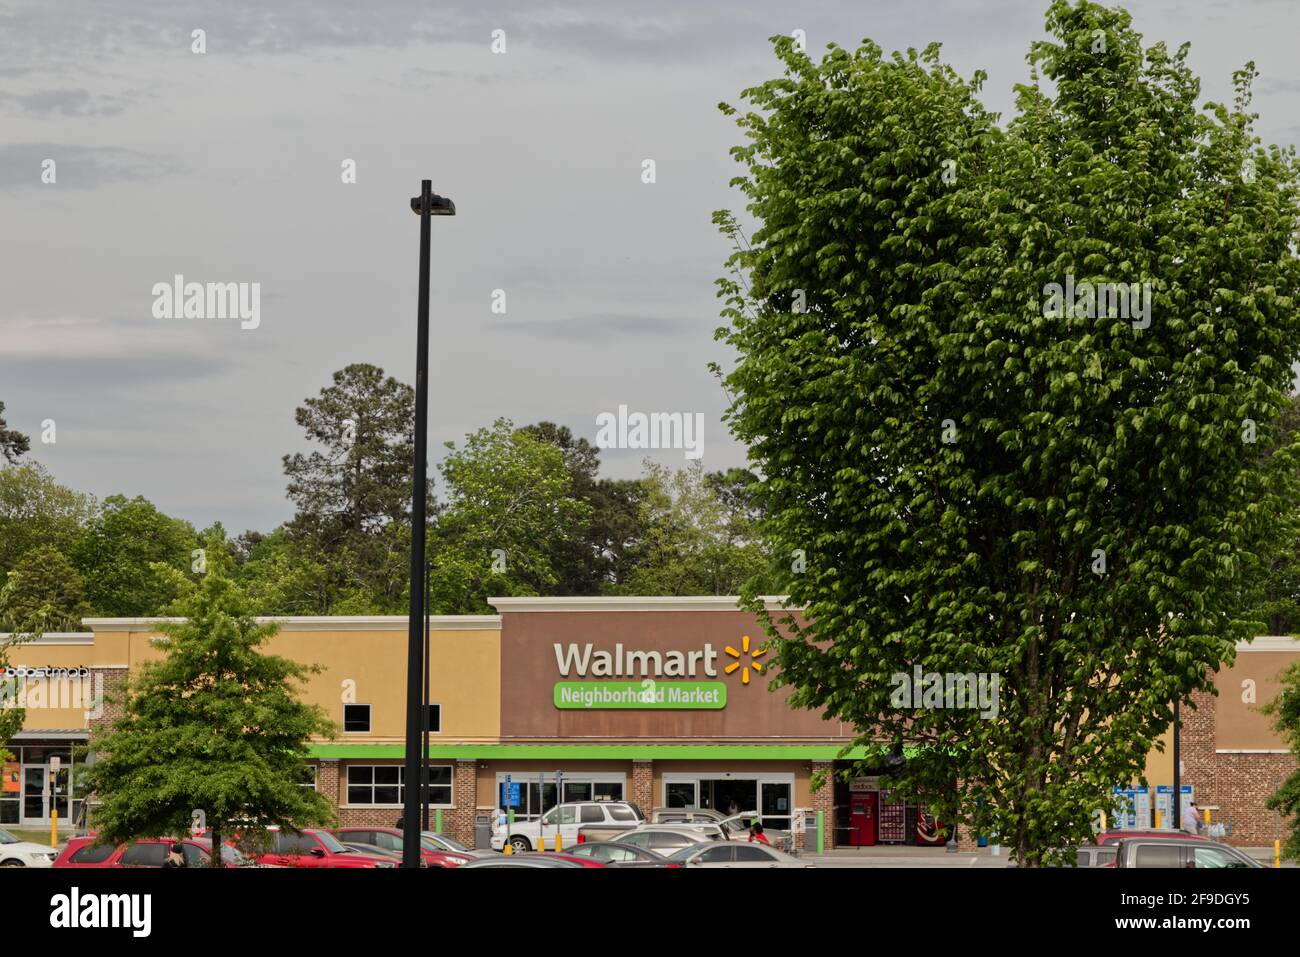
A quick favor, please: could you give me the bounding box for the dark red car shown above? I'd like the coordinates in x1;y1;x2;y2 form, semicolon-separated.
332;827;474;868
53;836;254;868
238;828;396;868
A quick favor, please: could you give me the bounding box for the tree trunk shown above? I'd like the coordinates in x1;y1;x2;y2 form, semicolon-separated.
209;824;222;868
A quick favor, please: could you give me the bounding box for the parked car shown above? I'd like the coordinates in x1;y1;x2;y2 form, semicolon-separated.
712;813;794;854
238;828;397;868
600;824;725;854
332;827;481;866
53;836;253;869
493;801;644;853
459;854;588;869
418;830;495;859
1114;837;1263;868
563;841;680;868
1037;846;1118;868
667;842;814;868
650;807;728;825
0;829;57;867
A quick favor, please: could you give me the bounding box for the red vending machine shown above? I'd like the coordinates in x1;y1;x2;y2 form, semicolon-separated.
849;791;878;846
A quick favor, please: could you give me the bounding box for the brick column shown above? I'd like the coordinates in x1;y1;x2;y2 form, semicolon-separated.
86;667;129;732
448;759;479;848
316;760;341;821
807;760;835;851
631;761;653;814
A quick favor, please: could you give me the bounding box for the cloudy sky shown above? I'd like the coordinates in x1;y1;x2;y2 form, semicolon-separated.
3;0;1298;532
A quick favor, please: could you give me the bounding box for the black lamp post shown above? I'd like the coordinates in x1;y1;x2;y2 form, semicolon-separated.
403;180;455;868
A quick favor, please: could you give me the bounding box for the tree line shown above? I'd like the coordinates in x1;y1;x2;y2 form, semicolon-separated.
0;365;785;633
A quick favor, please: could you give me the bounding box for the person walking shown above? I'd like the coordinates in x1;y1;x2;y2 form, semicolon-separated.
748;822;771;846
1184;802;1202;835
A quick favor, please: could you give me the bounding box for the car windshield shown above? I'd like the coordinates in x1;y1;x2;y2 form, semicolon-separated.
666;844;704;862
422;832;469;852
313;831;348;853
0;830;17;845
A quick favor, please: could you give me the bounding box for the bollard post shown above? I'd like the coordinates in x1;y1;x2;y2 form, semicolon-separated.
816;810;825;855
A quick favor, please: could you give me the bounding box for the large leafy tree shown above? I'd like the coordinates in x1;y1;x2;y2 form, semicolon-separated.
519;422;649;592
0;402;28;464
71;494;198;616
0;462;95;585
0;545;90;633
716;1;1300;864
620;462;780;596
1264;665;1300;860
278;363;422;613
79;532;336;866
430;419;590;613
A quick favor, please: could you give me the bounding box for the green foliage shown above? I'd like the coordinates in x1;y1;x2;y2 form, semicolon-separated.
278;363;422;613
0;545;90;632
71;495;198;616
619;462;781;596
429;419;590;613
1264;663;1300;859
78;531;337;864
0;401;29;465
0;462;94;587
716;1;1300;864
519;422;649;592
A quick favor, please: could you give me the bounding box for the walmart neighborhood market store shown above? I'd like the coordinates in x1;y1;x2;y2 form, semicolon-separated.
6;596;1293;849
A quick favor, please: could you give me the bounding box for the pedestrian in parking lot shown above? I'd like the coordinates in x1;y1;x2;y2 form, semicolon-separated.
1184;802;1202;835
748;822;771;846
163;843;186;868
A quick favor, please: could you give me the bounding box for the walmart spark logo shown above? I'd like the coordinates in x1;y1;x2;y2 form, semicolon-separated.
724;635;767;686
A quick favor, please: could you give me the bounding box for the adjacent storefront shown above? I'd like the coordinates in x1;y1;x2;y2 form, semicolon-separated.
4;601;1295;849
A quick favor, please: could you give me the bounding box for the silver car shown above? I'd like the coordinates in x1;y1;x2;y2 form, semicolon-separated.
667;842;814;868
605;824;725;854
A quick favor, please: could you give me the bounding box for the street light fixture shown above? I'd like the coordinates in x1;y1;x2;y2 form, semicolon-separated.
402;180;455;869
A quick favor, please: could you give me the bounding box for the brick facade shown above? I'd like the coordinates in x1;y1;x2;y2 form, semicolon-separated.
806;760;835;850
630;761;653;814
87;666;128;731
1182;687;1297;847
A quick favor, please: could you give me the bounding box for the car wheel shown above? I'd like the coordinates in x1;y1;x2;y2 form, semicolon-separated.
0;859;24;867
508;836;532;854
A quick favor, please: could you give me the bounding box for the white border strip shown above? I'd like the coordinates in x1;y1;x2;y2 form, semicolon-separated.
0;632;95;645
1235;636;1300;652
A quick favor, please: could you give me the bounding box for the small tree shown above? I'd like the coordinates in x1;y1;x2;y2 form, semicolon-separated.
80;531;337;866
0;545;90;632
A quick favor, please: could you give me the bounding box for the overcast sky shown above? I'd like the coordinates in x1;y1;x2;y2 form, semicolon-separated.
3;0;1298;532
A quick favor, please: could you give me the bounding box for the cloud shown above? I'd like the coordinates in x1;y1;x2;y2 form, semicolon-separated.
0;143;181;190
487;314;710;341
0;88;129;117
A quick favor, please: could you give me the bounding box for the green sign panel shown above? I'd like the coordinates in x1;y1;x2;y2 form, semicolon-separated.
553;681;727;710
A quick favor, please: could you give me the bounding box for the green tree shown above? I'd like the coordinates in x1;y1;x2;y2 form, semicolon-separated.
78;531;337;866
620;462;777;596
716;1;1300;864
519;422;648;592
0;402;28;464
0;462;95;585
0;545;90;632
277;363;422;613
430;419;590;613
71;495;198;616
1264;664;1300;860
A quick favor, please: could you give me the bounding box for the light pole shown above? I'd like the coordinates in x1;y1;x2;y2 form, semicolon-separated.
403;180;455;868
1172;698;1181;831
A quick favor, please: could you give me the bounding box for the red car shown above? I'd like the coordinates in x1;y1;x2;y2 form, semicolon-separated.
529;852;607;869
238;828;396;868
53;836;254;868
332;827;474;868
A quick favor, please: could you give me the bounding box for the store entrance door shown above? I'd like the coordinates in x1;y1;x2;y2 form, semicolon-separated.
22;766;47;825
699;779;758;818
849;791;878;846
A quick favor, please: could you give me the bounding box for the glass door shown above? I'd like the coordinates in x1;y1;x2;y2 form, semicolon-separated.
760;781;792;830
665;781;697;808
22;766;46;823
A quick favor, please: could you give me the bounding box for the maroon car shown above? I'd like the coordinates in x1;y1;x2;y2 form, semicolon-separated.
332;827;474;868
53;836;254;868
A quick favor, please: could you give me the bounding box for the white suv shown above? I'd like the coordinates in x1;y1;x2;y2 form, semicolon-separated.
491;801;644;853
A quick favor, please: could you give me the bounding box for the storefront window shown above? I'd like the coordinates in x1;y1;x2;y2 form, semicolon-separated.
666;782;696;808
